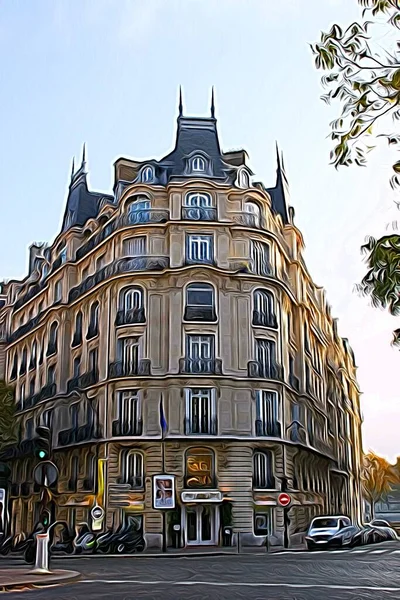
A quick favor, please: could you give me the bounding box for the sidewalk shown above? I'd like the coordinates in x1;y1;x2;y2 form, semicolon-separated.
0;568;81;591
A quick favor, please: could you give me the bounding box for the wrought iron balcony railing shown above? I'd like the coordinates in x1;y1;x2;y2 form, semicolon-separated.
247;361;283;380
184;416;217;436
118;209;169;227
67;370;99;393
255;419;282;438
109;359;151;378
13;281;46;312
58;423;102;446
252;310;278;328
76;220;117;260
181;207;217;221
183;306;217;322
115;307;146;326
179;358;222;375
112;419;143;437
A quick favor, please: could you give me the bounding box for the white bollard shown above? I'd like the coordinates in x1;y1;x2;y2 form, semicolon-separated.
32;532;50;575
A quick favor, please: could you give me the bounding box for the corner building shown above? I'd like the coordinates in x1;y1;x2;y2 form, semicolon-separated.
0;96;363;551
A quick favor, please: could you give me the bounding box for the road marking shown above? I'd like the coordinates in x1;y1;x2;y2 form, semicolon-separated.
81;579;400;592
370;549;388;554
391;550;400;554
351;549;369;553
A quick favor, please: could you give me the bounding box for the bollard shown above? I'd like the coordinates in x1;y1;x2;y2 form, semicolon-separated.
31;532;50;575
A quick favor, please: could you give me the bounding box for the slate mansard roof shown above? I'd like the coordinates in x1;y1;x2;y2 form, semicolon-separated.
61;91;291;233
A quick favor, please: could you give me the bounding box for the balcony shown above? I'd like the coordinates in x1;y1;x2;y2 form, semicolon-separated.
118;209;169;227
13;281;46;312
247;361;283;380
252;311;278;328
68;256;169;302
182;207;217;221
8;309;46;343
230;212;265;229
67;370;99;393
184;416;218;436
58;423;102;446
115;307;146;326
109;359;151;378
76;220;117;261
255;419;282;437
249;260;273;277
289;373;301;392
179;357;222;375
183;306;217;322
112;419;143;437
40;382;56;401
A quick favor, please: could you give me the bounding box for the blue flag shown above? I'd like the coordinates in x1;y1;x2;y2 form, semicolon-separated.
160;396;167;438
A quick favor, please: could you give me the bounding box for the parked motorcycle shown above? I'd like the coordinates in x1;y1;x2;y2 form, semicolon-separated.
73;524;98;554
50;522;75;555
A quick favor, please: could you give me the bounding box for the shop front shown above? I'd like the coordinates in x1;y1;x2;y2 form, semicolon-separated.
181;490;222;546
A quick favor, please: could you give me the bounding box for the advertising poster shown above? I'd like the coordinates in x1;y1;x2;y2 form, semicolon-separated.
153;475;175;510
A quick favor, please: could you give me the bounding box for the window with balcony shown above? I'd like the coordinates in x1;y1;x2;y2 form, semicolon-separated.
127;196;151;224
69;455;79;491
87;302;99;339
185;388;216;435
122;450;144;489
183;193;215;221
185;447;215;488
73;356;81;379
54;279;62;302
238;169;250;188
19;347;27;375
250;241;271;276
20;383;25;406
184;283;216;322
29;377;35;397
245;201;260;227
253;289;277;328
255;390;280;437
70;402;79;430
117;287;145;325
255;339;278;378
141;165;154;182
307;410;315;446
42;409;53;429
47;364;56;385
72;311;83;347
253;451;275;489
47;322;58;356
185;334;215;374
96;254;106;271
25;417;34;440
186;234;213;265
114;390;142;436
123;236;146;257
116;336;140;376
29;341;37;370
191;156;206;172
10;353;18;380
88;348;98;375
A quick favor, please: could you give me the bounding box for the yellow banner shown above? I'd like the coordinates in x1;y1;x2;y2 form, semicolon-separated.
96;459;105;506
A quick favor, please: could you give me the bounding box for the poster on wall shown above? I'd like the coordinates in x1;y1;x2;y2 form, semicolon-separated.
153;475;175;510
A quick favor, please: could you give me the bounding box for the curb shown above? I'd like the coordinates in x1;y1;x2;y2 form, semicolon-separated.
0;569;81;591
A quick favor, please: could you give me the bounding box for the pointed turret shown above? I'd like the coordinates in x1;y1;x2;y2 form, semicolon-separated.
266;142;290;224
178;86;183;118
210;86;215;119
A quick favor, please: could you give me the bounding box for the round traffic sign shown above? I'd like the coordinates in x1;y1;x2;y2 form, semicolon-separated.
278;493;291;507
91;505;105;520
33;462;59;487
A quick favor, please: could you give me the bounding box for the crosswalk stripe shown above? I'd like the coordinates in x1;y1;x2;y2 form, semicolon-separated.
370;549;388;554
391;550;400;553
352;549;369;553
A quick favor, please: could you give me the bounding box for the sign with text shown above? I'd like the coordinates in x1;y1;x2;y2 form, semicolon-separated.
153;475;175;510
181;491;222;503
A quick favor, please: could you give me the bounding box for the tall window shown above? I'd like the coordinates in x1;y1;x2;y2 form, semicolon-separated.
185;448;215;488
70;403;79;430
186;235;213;264
239;169;250;188
256;339;277;378
42;409;53;429
191;156;206;172
29;341;37;370
245;201;260;226
96;254;106;271
184;283;216;321
118;337;139;374
10;353;18;380
25;417;34;440
47;322;58;356
123;236;146;257
250;241;271;276
70;456;79;491
141;166;153;182
47;364;56;385
123;451;144;488
54;280;62;302
29;377;35;397
185;192;211;208
87;302;99;339
256;390;280;437
186;334;215;373
117;390;141;435
20;383;25;405
253;451;275;489
185;388;216;435
120;287;144;312
73;356;81;378
72;311;83;346
127;196;151;223
19;347;27;375
253;290;276;328
88;348;98;374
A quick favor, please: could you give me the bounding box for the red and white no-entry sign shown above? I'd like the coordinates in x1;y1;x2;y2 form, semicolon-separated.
278;493;291;507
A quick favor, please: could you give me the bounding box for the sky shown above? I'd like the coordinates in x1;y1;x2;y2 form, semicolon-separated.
0;0;399;461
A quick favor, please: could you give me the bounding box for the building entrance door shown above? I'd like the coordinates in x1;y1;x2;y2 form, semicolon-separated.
185;505;218;545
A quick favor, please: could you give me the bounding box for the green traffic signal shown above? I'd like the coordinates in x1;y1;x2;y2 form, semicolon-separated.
38;450;47;459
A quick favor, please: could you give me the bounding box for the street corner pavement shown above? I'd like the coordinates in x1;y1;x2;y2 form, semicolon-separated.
0;568;81;591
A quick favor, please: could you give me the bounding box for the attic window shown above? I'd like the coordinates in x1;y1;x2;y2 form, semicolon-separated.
142;166;154;183
191;156;206;172
239;169;250;188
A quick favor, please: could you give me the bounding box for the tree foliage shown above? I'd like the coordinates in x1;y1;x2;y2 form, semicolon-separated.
0;380;18;452
312;0;400;343
363;451;400;518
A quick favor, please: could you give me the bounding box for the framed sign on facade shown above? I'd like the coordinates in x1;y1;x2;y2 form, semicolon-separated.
153;475;175;510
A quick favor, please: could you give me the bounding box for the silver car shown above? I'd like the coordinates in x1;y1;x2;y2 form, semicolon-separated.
305;515;352;550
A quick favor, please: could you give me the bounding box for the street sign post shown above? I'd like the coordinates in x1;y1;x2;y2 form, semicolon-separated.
33;462;59;488
278;493;291;507
91;505;105;520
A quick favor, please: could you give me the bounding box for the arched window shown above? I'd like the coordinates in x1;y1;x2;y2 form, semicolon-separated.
127;195;151;224
117;287;145;325
184;193;211;208
185;448;215;489
19;347;27;375
245;201;261;227
141;166;154;183
87;302;99;339
191;156;206;172
47;322;58;356
72;311;83;346
253;289;277;328
122;451;144;489
239;169;250;188
29;340;37;370
184;283;216;322
253;451;275;489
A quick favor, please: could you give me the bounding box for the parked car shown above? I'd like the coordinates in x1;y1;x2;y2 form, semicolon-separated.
305;516;360;550
352;520;398;547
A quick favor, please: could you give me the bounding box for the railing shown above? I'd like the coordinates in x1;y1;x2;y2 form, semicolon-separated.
76;220;117;260
247;361;283;379
58;423;102;446
185;257;216;267
115;307;146;326
230;212;265;229
255;419;282;437
252;311;278;328
184;416;218;436
22;383;57;410
179;358;222;375
13;281;46;312
248;260;273;277
109;359;151;378
68;256;169;302
112;419;143;437
184;306;217;322
67;370;99;393
118;209;169;227
181;207;217;221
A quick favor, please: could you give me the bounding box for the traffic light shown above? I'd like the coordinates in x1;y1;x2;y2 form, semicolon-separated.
34;426;51;461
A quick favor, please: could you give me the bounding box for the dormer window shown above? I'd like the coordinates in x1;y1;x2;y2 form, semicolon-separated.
238;169;250;188
191;156;206;172
141;166;154;183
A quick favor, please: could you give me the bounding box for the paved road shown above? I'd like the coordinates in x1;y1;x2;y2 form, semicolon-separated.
2;541;400;599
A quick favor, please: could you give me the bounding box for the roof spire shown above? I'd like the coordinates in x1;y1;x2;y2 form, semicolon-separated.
275;141;282;169
178;86;183;117
81;142;86;169
211;86;215;118
70;156;75;182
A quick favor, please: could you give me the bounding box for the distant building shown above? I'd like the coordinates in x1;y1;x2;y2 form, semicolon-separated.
0;92;363;551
